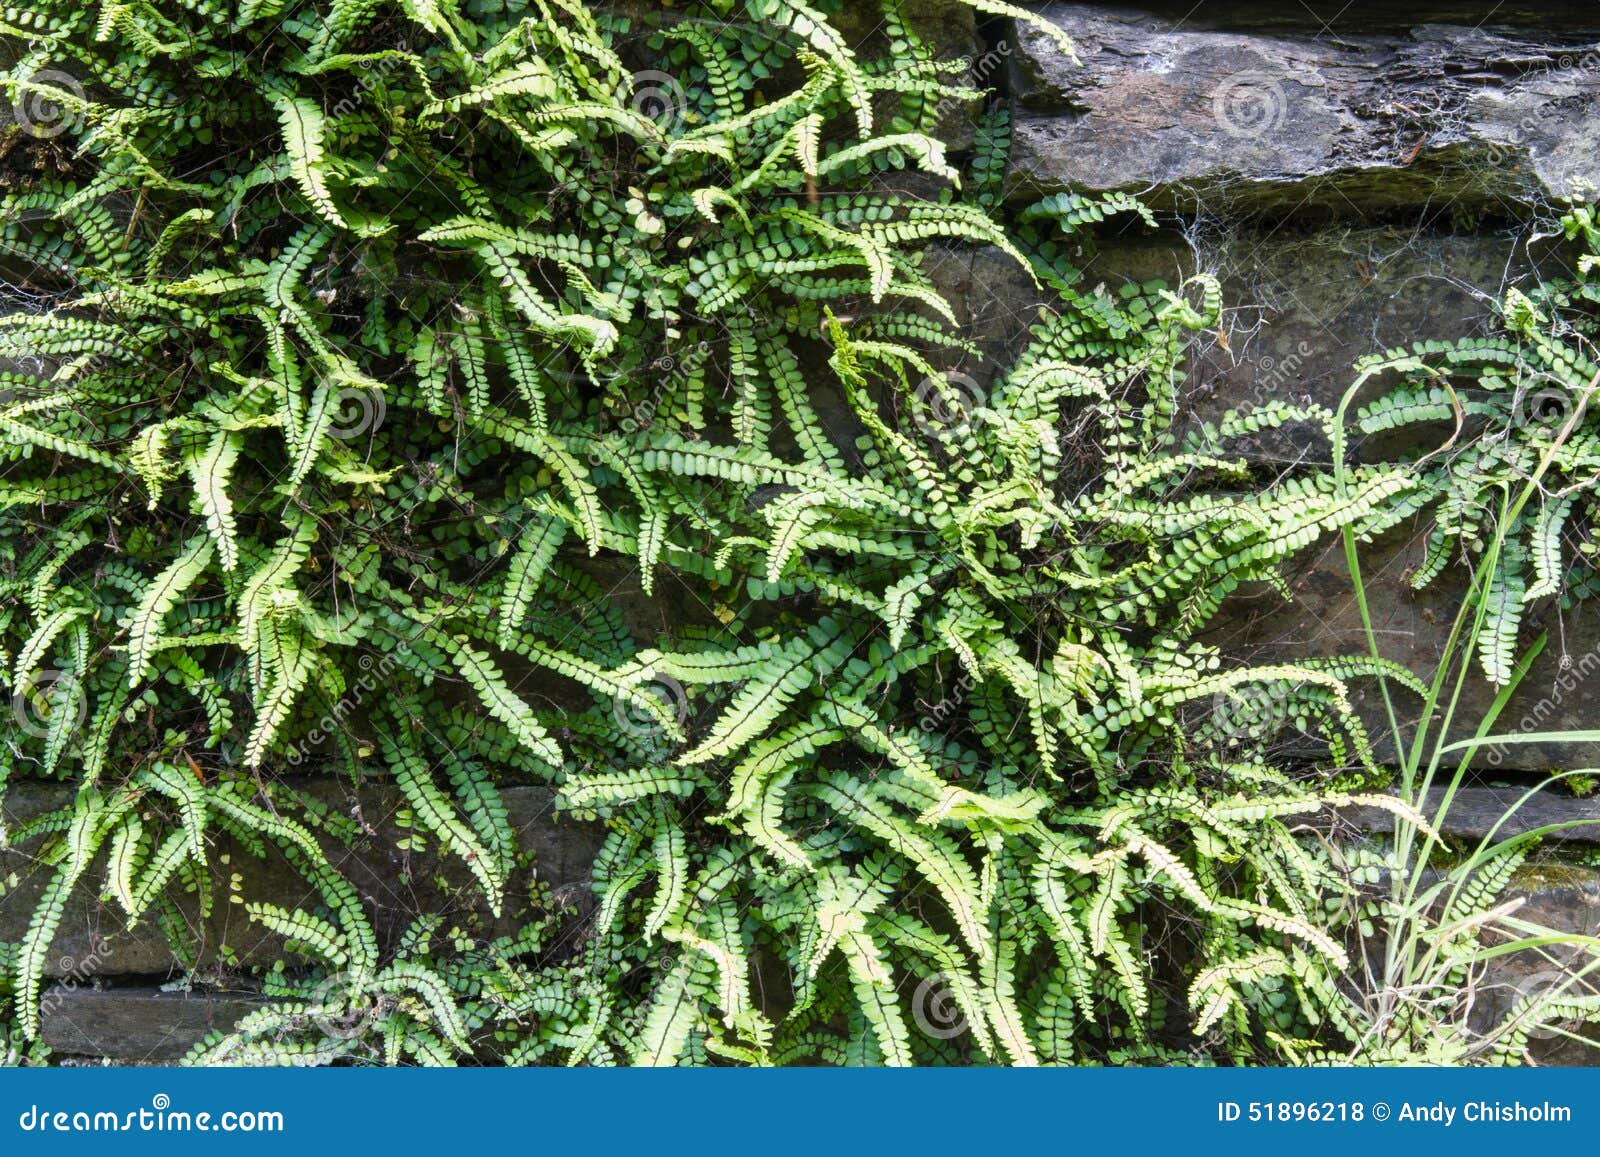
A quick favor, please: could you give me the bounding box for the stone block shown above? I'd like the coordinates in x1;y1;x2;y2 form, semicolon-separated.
38;987;267;1062
0;779;599;980
1339;786;1600;846
1480;865;1600;1065
1007;3;1600;213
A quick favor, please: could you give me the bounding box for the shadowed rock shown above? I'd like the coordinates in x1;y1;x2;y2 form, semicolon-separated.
0;779;599;980
37;987;269;1062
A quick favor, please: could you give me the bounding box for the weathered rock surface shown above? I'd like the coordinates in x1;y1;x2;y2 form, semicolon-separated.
0;779;598;980
1054;1;1600;34
1208;518;1600;771
936;223;1585;436
1096;229;1581;449
1007;3;1600;213
1478;865;1600;1065
1340;786;1600;846
38;988;268;1063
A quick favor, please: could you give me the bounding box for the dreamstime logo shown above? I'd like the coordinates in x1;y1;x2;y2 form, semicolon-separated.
15;1091;284;1132
919;671;975;734
911;975;968;1040
1480;50;1600;169
629;70;688;133
281;648;408;767
306;971;374;1043
1212;71;1287;138
642;950;679;976
1554;51;1600;72
625;344;711;439
612;671;689;739
1512;378;1579;432
913;371;986;439
587;341;711;467
38;935;113;1022
10;669;87;740
1484;643;1600;767
1245;340;1316;408
325;385;386;440
927;40;1016;122
329;41;412;119
11;68;85;139
1510;968;1585;1041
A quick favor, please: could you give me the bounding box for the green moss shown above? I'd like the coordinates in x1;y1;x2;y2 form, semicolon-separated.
1511;861;1600;892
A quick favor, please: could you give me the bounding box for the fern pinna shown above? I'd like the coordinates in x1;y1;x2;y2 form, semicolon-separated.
0;0;1586;1066
1345;199;1600;683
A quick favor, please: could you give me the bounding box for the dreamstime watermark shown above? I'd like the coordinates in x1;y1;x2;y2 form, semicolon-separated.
629;69;689;133
1512;372;1582;432
925;39;1016;122
1480;50;1600;171
10;67;85;139
1212;70;1288;139
37;935;113;1025
966;39;1014;90
612;671;690;739
912;370;987;439
919;671;975;734
325;384;387;440
304;970;377;1043
281;648;409;767
587;341;712;466
329;40;413;119
1244;340;1316;408
1483;644;1600;767
621;13;835;137
911;974;968;1040
16;1095;283;1134
9;668;87;740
